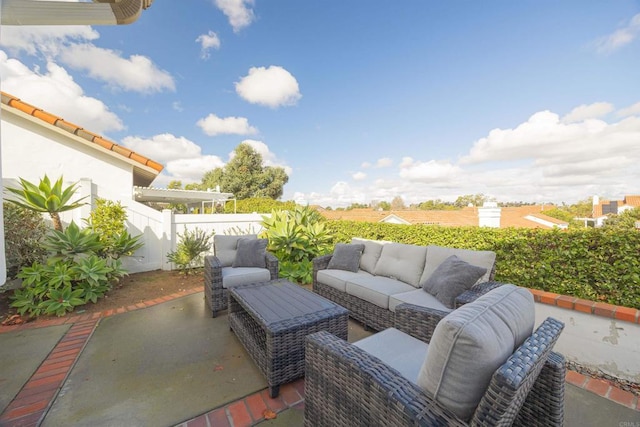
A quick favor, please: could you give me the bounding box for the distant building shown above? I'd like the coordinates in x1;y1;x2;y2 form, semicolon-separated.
318;204;568;230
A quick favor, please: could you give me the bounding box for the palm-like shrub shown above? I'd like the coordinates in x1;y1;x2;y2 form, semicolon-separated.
5;175;87;231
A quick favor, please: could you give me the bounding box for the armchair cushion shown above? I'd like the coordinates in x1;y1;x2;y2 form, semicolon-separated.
232;238;268;268
353;327;428;383
327;243;365;272
417;284;535;421
422;255;487;309
214;234;257;267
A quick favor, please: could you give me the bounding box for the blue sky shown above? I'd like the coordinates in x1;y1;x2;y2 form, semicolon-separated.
1;0;639;207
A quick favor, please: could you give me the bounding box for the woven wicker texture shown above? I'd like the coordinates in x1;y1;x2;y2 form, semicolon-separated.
304;304;565;427
203;252;279;317
313;253;498;331
229;280;348;397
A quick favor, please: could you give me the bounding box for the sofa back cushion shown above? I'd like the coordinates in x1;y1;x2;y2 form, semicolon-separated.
232;238;268;268
420;245;496;285
214;234;257;267
417;284;534;421
351;238;385;274
373;242;427;287
422;255;487;309
327;243;365;272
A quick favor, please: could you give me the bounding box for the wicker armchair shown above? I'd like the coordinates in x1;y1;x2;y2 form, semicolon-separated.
203;234;279;317
305;299;566;426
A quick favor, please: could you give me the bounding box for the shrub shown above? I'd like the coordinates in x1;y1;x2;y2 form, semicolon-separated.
167;227;214;273
84;199;144;260
261;206;332;283
3;203;48;279
323;221;640;309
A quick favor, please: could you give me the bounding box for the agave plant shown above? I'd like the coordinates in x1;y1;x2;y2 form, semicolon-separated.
5;174;87;231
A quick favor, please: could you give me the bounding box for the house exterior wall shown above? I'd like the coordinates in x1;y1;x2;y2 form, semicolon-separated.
1;109;133;192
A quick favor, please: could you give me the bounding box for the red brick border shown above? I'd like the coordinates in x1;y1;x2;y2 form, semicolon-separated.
0;319;99;427
527;289;640;324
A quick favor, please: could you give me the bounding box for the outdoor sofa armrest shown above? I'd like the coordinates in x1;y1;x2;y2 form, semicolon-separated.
394;303;450;344
204;255;224;291
312;254;332;289
304;330;467;427
455;281;505;308
265;251;280;279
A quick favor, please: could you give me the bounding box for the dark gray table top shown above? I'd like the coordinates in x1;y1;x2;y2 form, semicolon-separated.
230;279;347;327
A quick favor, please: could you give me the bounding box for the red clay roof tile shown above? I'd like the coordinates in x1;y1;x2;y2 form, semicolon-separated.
1;91;163;174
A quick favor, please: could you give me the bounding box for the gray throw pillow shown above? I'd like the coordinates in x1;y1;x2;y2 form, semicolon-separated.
422;255;487;309
327;243;365;272
232;238;268;268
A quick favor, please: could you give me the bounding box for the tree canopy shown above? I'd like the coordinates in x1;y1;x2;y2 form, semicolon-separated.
200;143;288;200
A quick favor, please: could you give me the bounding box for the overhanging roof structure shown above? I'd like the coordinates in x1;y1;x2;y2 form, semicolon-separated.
1;0;154;25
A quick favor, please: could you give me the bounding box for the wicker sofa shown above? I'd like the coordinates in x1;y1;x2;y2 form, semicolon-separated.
204;234;279;317
305;285;566;426
313;238;499;331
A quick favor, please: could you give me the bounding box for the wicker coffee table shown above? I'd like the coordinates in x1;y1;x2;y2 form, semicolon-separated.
228;279;348;397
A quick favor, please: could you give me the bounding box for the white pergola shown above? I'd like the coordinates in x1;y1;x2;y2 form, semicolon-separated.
133;187;237;214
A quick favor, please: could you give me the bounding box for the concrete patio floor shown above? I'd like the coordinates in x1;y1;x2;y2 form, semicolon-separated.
0;288;638;427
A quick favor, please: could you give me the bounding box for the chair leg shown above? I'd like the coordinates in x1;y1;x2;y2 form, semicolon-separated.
212;309;218;318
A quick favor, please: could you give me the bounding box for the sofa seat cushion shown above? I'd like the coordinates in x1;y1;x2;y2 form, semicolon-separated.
316;269;373;293
221;266;271;288
417;284;535;421
373;242;427;287
420;245;496;285
346;276;415;309
214;234;257;267
353;327;428;384
389;289;452;313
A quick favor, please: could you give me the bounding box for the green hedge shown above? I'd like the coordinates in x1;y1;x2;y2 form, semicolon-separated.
325;221;640;309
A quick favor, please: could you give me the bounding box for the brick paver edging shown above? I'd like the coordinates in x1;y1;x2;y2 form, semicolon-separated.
527;288;640;324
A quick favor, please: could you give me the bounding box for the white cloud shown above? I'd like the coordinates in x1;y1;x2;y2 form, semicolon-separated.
352;172;366;180
361;161;372;168
196;114;258;136
593;13;640;54
295;101;640;208
562;102;613;123
58;43;175;93
375;157;393;168
235;66;301;108
121;134;203;164
399;158;462;184
617;102;640;117
0;25;98;57
0;52;123;134
120;134;226;185
214;0;255;32
164;155;226;182
172;101;184;112
196;31;221;59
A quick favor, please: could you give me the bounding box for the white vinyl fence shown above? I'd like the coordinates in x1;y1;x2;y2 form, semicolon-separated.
51;179;268;274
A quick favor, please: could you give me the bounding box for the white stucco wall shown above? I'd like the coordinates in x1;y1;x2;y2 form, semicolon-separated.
535;303;640;383
1;109;133;192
